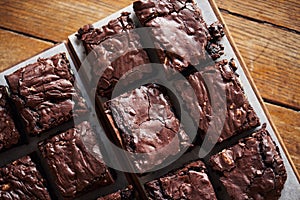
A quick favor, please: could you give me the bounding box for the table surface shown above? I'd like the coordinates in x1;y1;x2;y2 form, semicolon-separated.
0;0;299;176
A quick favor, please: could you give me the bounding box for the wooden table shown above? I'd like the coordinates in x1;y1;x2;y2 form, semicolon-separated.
1;0;299;176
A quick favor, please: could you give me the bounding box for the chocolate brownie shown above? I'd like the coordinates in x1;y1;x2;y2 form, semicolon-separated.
0;156;51;200
105;84;190;172
5;53;87;135
133;0;224;72
176;59;260;143
209;124;287;200
77;12;150;98
0;86;20;151
97;185;135;200
145;160;217;200
38;121;114;199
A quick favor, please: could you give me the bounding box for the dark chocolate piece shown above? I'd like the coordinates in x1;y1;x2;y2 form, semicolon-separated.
0;86;20;151
145;160;217;200
106;84;190;172
77;12;150;98
0;156;51;200
97;185;135;200
39;121;114;199
5;53;87;135
209;124;287;200
176;59;260;142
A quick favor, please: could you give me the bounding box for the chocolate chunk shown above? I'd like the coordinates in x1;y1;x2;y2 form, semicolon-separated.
0;156;51;200
97;185;135;200
5;53;87;135
39;121;114;199
145;160;217;200
209;124;287;200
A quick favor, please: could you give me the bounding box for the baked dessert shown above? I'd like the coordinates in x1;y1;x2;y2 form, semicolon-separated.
97;185;135;200
5;53;87;136
38;121;114;199
209;124;287;200
0;156;51;200
145;160;217;200
0;86;20;151
105;84;190;172
77;12;151;99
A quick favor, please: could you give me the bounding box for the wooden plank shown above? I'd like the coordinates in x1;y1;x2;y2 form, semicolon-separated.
0;0;134;42
266;103;300;175
0;29;53;72
215;0;300;32
221;12;300;110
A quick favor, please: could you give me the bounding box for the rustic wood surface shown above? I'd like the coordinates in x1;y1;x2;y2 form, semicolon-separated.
0;0;299;175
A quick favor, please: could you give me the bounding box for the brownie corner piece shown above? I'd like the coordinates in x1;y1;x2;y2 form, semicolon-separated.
209;124;287;200
145;160;217;200
0;156;51;200
38;121;114;198
5;52;87;135
0;85;20;151
97;185;135;200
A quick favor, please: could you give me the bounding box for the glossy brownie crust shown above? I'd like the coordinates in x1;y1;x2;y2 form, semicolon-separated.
106;84;190;171
77;12;150;98
145;160;217;200
0;156;51;200
5;53;87;135
39;121;114;199
0;86;20;151
209;124;287;200
97;185;135;200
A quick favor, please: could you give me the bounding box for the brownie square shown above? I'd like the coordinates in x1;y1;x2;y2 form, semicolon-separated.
105;84;190;172
176;59;260;143
145;160;217;200
209;124;287;200
0;86;20;151
0;156;51;200
38;121;114;199
5;53;87;135
77;12;150;98
133;0;224;72
97;185;135;200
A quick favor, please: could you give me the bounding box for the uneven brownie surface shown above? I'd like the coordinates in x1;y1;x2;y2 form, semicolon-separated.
39;121;114;198
97;185;135;200
0;156;51;200
209;124;287;200
176;59;260;143
133;0;224;72
77;12;150;98
145;160;217;200
5;53;87;135
106;84;190;172
0;86;20;151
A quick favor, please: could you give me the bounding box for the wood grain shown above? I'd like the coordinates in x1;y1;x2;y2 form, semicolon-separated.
266;102;300;175
215;0;300;32
0;29;53;72
221;12;300;110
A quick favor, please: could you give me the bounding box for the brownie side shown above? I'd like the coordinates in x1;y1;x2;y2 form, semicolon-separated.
77;12;150;98
133;0;224;72
97;185;135;200
0;86;20;151
38;121;114;199
105;84;190;172
5;53;87;135
145;160;217;200
209;124;287;200
0;156;51;200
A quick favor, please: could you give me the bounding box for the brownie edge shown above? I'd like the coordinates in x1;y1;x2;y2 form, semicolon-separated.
97;185;135;200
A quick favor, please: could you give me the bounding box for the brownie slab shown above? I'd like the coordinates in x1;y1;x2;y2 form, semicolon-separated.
145;160;217;200
105;84;190;172
77;12;150;98
39;121;114;199
0;86;20;151
97;185;135;200
209;124;287;200
0;156;51;200
5;53;87;135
